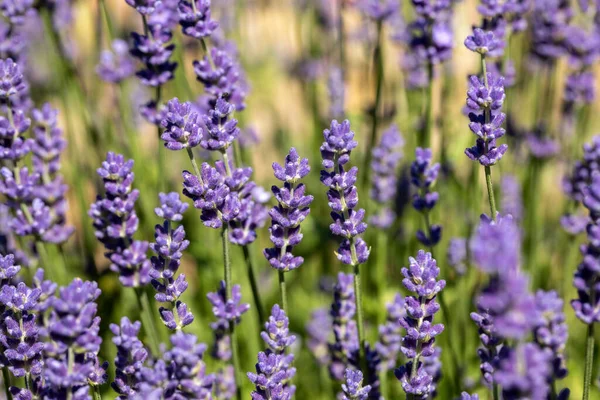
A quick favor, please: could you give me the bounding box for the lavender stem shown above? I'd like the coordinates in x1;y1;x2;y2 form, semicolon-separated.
278;270;288;312
353;263;367;374
485;165;497;219
242;245;265;326
584;323;595;400
2;367;10;400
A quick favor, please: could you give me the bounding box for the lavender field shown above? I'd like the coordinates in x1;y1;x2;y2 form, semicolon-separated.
0;0;598;399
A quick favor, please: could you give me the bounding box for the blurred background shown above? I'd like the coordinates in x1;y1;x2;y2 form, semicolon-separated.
5;0;600;398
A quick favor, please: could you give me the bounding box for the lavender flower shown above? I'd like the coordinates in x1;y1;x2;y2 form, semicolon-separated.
464;29;504;57
527;134;560;159
447;238;467;275
395;250;445;398
199;97;240;152
357;0;399;21
207;281;250;325
328;67;345;120
44;278;106;398
501;175;523;222
177;0;219;39
341;369;371;400
530;0;572;63
563;136;600;203
329;272;358;381
110;317;149;398
264;148;313;271
464;73;508;166
411;147;442;246
375;293;405;370
89;152;151;287
572;174;600;324
130;26;177;88
370;124;404;229
306;308;332;366
320;120;370;266
534;290;568;380
494;343;552;400
97;39;136;83
160;98;202;151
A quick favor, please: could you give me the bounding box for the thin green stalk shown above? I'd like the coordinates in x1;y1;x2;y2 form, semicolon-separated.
484;166;497;219
583;323;595;400
278;270;288;312
353;263;367;374
134;287;161;355
92;386;102;400
222;226;232;297
242;245;265;325
493;383;500;400
360;20;384;191
2;367;11;400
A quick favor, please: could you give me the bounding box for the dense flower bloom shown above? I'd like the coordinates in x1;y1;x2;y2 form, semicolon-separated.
44;278;106;398
395;250;445;398
494;343;552;400
320;120;370;266
150;192;194;330
375;293;405;370
199;97;240;152
572;174;600;324
264;148;313;271
130;26;177;87
464;73;508;166
410;147;442;246
177;0;219;39
370;124;404;229
96;39;136;83
328;273;359;381
110;317;148;398
341;369;371;400
160;98;202;151
534;290;568;380
0;58;26;102
89;152;151;287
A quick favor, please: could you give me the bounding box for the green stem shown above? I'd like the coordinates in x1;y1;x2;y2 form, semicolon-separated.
242;245;265;325
493;383;500;400
222;226;232;297
278;270;288;312
583;323;595;400
92;385;102;400
353;263;367;374
2;367;11;400
360;20;384;191
484;166;497;219
134;287;161;355
421;61;435;148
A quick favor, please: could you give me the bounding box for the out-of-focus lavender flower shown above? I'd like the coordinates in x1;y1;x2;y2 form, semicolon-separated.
264;148;313;272
341;369;371;400
527;134;560;159
530;0;572;63
0;58;27;102
410;147;442;247
177;0;219;39
501;175;523;222
239;126;260;149
534;290;568;381
563;136;600;203
494;343;552;399
357;0;399;21
130;23;177;88
320;120;370;266
395;250;445;398
160;98;202;151
306;308;332;366
561;213;588;235
470;213;520;274
447;237;467;275
0;0;35;26
44;278;107;398
97;39;136;83
464;73;508;166
110;317;148;398
375;293;405;370
422;347;442;398
572;174;600;324
564;71;595;105
328;272;358;381
89;152;151;287
150;192;194;330
328;67;345;120
464;28;504;57
461;393;479;400
370;124;404;229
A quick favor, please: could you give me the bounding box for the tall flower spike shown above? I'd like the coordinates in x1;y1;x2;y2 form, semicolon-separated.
160;98;202;151
320;120;370;266
264;148;313;272
341;368;371;400
395;250;445;398
494;343;552;399
410;147;442;247
370;124;404;229
328;272;358;381
534;290;569;382
177;0;219;39
110;317;149;398
150;192;194;330
375;293;405;370
89;152;151;287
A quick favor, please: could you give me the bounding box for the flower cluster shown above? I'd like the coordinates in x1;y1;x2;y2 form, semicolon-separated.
395;250;445;398
89;152;151;287
320;120;370;266
341;368;371;400
110;317;148;398
375;293;405;370
150;192;194;330
534;290;569;381
370;124;404;229
96;39;136;84
160;98;202;151
248;304;297;399
494;343;552;399
178;0;219;39
264;148;313;272
410;147;442;246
